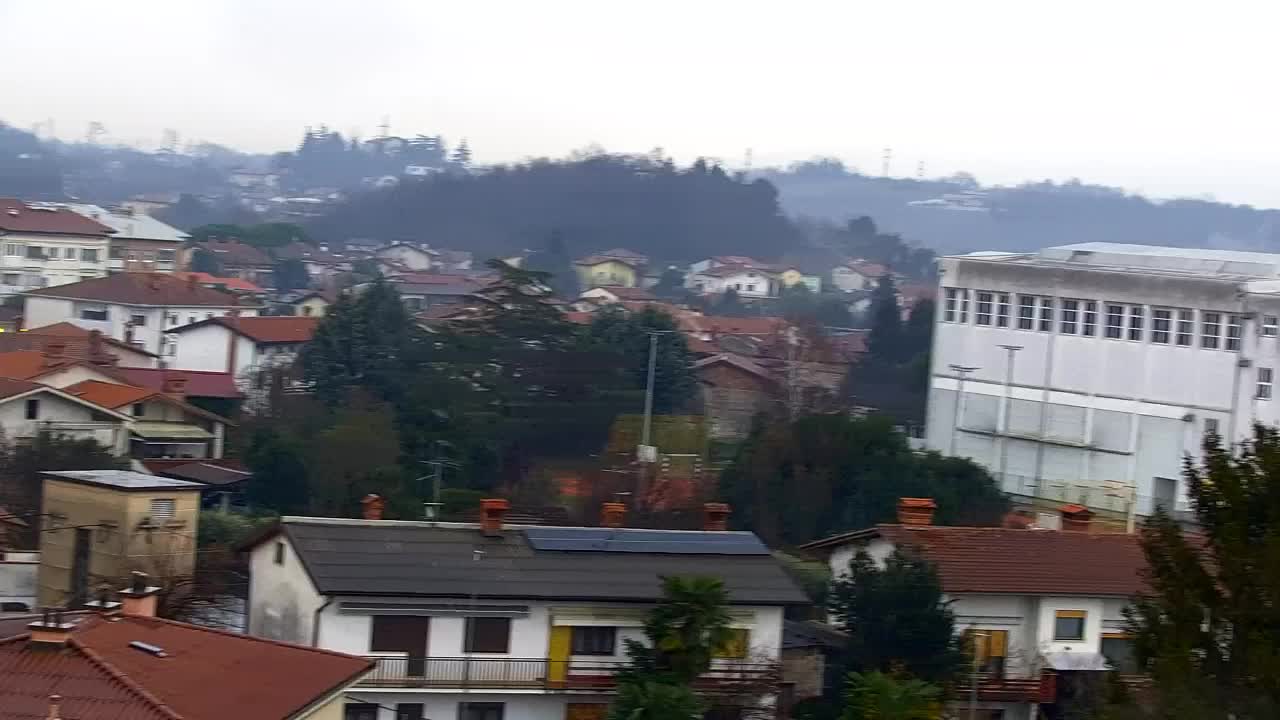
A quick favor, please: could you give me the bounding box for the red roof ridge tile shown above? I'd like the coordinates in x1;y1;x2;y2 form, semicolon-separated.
70;632;186;720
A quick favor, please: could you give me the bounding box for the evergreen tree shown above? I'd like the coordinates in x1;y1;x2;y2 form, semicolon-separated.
827;549;964;684
243;427;309;514
451;139;472;167
524;231;579;298
584;306;695;414
840;671;941;720
190;248;223;275
716;287;747;317
651;267;687;299
1127;425;1280;719
867;274;903;361
300;279;413;404
273;258;310;292
780;282;819;321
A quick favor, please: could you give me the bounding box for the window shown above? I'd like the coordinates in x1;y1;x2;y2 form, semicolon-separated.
957;289;969;323
188;315;197;324
745;284;756;292
1054;610;1087;641
966;629;1008;677
273;541;285;565
396;704;425;720
25;245;44;260
1104;304;1124;339
1205;417;1220;435
370;615;430;653
1017;294;1036;330
78;304;108;321
132;403;145;417
1;273;18;286
975;291;994;326
714;628;750;658
995;293;1010;327
1202;312;1222;349
1127;305;1144;341
943;288;969;323
166;313;178;325
1265;315;1279;337
1101;635;1138;674
129;314;146;327
149;498;176;523
3;244;19;256
64;247;77;259
1081;300;1097;336
109;245;124;259
571;626;617;655
1037;296;1054;331
24;398;38;420
1258;367;1273;400
1151;308;1172;344
459;703;504;720
1176;309;1194;346
158;249;176;262
465;617;511;653
1059;299;1079;334
344;704;379;720
81;248;99;262
163;339;176;357
1226;314;1243;351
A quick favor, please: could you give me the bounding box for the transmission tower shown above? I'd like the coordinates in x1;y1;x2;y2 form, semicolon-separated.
881;147;893;177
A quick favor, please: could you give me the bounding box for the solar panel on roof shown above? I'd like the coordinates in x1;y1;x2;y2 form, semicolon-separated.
523;527;768;555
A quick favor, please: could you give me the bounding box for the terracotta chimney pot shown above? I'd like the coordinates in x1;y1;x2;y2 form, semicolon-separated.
601;502;626;529
480;498;510;537
702;502;731;532
897;497;937;526
361;493;385;520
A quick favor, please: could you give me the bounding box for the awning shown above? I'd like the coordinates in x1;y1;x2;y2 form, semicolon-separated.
1043;651;1112;671
130;422;214;440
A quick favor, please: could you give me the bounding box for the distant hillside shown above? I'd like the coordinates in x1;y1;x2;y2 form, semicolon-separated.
762;160;1280;255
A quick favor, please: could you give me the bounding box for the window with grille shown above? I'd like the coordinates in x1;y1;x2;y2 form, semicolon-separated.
1017;295;1036;330
1059;299;1079;334
149;498;176;523
995;293;1010;327
1105;304;1124;339
1127;305;1145;341
1226;314;1243;351
1176;309;1194;346
1258;368;1273;400
1037;296;1054;331
1151;308;1172;344
976;291;994;326
1081;300;1097;336
1202;312;1222;349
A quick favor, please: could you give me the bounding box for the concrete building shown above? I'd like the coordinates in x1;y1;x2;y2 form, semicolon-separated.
688;265;778;298
244;501;804;720
63;203;187;273
166;316;319;389
376;242;437;272
928;243;1280;517
802;499;1145;720
0;378;131;455
0;198;113;294
36;470;203;607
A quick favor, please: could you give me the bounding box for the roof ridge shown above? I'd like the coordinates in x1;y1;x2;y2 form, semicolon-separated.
120;614;378;665
68;630;186;720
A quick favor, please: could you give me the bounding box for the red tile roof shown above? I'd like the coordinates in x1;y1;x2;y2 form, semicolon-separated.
0;613;372;720
847;260;890;277
0;199;114;236
0;350;84;381
116;369;241;399
63;380;155;409
19;322;159;358
172;272;263;293
25;274;244;307
680;314;786;337
193;316;320;343
0;377;48;401
806;525;1147;597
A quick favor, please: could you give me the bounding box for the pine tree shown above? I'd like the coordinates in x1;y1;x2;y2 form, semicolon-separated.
867;274;903;361
451;139;472;167
300;279;413;404
584;306;695;414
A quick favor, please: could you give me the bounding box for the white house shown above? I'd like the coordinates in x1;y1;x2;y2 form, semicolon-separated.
166;316;319;385
63;379;232;460
63;203;187;273
0;377;131;454
0;198;114;295
22;273;258;357
244;501;806;720
929;243;1280;518
829;260;888;293
689;265;779;298
377;243;437;272
801;499;1146;720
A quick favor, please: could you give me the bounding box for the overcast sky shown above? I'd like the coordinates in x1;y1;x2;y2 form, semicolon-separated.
4;0;1280;206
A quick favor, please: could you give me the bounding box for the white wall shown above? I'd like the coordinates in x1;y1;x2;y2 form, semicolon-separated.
248;535;326;645
0;552;38;610
24;296;257;357
342;692;602;720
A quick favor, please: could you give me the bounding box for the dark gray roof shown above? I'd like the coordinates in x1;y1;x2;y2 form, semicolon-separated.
782;620;848;650
280;519;808;606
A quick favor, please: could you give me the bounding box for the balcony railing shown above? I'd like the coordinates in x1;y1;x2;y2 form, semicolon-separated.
956;670;1057;704
359;656;778;692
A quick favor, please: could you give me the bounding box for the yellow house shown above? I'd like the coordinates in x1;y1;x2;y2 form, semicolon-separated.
780;267;821;292
37;470;202;607
573;249;648;289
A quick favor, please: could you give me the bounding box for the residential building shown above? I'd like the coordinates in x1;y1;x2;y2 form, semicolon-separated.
694;354;779;441
0;581;373;720
928;243;1280;517
0;378;130;454
166;315;319;385
376;242;437;271
117;367;243;408
294;289;339;317
688;264;778;298
576;286;658;306
779;267;821;293
801;499;1145;720
36;470;203;606
389;280;482;312
686;256;771;280
64;379;233;459
186;240;275;285
22;273;258;357
63;203;186;273
435;248;474;272
0;321;159;368
173;270;266;296
275;242;352;282
573;249;648;288
830;260;888;293
244;501;806;720
0;198;113;294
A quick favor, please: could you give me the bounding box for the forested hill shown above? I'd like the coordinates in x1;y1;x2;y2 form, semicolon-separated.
763;159;1280;255
309;154;800;263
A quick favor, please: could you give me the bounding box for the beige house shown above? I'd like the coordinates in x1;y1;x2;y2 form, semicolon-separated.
37;470;203;607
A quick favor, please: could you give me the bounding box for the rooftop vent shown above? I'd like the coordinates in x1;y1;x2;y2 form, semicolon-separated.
128;640;167;657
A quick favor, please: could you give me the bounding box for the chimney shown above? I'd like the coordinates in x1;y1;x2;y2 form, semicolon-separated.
702;502;731;532
162;375;188;398
27;607;74;647
186;273;199;291
897;497;937;526
480;498;510;537
601;502;626;529
87;330;110;366
361;493;385;520
43;340;67;362
84;585;122;613
149;275;161;291
120;571;161;617
1060;504;1094;532
46;695;62;720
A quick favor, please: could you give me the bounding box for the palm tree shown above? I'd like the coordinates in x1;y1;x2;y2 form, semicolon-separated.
841;671;941;720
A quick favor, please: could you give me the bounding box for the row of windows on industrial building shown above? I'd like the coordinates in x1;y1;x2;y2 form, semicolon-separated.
940;288;1280;351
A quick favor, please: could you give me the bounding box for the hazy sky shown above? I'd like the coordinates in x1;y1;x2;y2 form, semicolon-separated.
4;0;1280;206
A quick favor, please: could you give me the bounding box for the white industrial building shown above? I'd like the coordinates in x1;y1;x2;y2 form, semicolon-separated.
928;242;1280;518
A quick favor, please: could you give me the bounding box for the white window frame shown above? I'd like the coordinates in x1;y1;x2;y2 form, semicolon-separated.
1105;303;1124;339
3;244;20;257
1176;309;1194;346
1258;367;1273;400
1017;295;1035;330
1127;305;1145;341
1060;299;1079;334
1037;296;1054;332
996;293;1010;328
944;288;959;322
1226;314;1243;351
1264;315;1279;337
1151;307;1172;344
958;289;970;323
1202;312;1222;349
976;291;994;326
1081;300;1097;337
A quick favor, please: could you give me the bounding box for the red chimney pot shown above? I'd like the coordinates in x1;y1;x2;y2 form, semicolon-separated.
480;498;510;537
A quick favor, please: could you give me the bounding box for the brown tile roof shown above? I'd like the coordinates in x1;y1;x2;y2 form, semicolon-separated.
194;240;273;267
169;316;319;344
575;254;645;268
806;524;1147;597
696;263;776;279
172;272;263;293
24;274;244;308
19;322;159;358
0;350;96;382
0;613;372;720
116;369;241;399
0;377;48;401
63;380;155;409
681;314;786;337
0;199;114;236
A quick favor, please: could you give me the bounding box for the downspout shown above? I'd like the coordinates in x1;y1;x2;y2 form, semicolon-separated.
312;595;334;647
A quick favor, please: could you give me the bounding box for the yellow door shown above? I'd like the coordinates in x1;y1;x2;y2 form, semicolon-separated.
548;626;572;685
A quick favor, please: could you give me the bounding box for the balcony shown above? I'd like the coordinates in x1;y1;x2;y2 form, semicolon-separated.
359;657;778;693
956;670;1057;704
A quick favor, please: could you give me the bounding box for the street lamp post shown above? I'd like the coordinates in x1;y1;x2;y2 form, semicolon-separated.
997;345;1023;489
948;364;980;456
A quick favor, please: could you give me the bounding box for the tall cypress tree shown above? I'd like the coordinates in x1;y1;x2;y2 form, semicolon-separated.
866;274;903;361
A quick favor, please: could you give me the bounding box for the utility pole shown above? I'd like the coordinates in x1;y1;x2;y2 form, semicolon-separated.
948;364;979;455
968;630;988;720
997;345;1023;490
